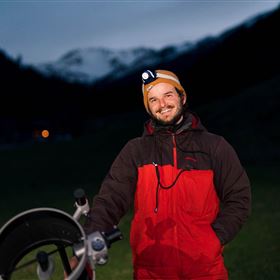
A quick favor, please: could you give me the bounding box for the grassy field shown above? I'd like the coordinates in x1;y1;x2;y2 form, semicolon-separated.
0;124;279;279
224;165;280;279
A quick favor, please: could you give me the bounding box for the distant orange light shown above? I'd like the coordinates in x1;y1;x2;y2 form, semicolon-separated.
41;129;49;138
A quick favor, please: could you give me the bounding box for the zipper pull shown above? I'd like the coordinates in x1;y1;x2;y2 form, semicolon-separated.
172;133;176;147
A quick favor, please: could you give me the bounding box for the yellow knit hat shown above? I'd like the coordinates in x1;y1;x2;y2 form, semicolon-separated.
141;69;186;112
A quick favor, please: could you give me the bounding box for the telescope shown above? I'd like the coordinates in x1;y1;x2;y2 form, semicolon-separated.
0;188;122;280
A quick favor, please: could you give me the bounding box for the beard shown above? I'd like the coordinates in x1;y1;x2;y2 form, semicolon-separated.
150;100;185;127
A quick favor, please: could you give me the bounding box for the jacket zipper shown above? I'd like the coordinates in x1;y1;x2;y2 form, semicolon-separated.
153;133;185;213
172;134;177;169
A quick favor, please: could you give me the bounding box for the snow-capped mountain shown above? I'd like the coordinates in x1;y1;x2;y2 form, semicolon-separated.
34;4;277;85
35;43;194;84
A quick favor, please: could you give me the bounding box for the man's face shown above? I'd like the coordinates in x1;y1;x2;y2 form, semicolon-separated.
147;82;186;125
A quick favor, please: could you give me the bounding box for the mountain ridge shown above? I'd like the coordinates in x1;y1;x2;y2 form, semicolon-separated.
26;5;278;86
34;43;194;84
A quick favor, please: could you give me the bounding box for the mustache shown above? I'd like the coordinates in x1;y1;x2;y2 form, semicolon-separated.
157;105;174;113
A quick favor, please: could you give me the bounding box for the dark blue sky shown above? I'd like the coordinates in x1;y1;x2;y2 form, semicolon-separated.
1;0;279;64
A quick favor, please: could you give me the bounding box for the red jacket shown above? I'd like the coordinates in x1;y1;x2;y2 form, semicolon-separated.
84;112;251;279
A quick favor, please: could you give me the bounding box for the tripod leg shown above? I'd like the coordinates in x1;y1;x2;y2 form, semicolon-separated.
57;245;72;275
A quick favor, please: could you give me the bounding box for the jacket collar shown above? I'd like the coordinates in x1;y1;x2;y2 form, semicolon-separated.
143;110;206;136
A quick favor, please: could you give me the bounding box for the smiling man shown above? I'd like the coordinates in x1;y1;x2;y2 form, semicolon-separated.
147;82;185;125
82;69;251;280
142;70;187;126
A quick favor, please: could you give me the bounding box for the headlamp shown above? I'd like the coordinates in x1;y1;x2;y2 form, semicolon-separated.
142;70;157;85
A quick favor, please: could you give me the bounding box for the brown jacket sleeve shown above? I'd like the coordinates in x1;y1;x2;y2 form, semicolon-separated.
83;140;137;234
211;137;251;245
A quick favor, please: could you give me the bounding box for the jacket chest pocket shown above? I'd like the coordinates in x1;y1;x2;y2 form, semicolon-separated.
174;170;219;217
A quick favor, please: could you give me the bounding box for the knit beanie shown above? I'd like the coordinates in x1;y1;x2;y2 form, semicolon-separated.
141;69;186;112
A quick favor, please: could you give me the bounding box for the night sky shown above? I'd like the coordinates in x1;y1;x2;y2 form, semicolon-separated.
1;0;280;64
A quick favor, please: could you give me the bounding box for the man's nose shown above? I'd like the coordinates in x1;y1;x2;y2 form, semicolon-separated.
159;98;166;107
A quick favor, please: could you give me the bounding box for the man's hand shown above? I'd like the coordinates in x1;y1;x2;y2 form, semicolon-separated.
63;256;79;279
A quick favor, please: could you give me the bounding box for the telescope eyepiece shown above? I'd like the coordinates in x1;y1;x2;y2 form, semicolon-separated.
74;188;87;206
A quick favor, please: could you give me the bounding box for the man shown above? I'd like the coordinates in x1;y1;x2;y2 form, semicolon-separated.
82;69;251;279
